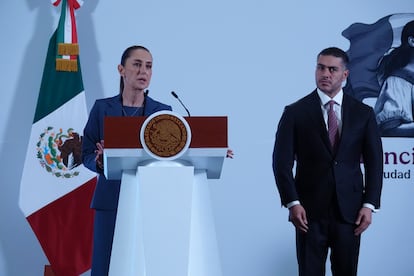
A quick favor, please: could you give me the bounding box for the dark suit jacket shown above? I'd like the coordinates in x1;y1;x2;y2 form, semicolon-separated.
273;90;383;223
82;94;172;210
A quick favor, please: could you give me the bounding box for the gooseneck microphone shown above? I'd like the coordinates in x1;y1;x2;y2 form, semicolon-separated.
171;91;191;117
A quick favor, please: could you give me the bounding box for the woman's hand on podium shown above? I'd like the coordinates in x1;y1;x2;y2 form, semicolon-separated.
95;140;105;170
226;149;234;159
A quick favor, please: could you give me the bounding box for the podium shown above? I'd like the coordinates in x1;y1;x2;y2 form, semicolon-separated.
103;111;228;276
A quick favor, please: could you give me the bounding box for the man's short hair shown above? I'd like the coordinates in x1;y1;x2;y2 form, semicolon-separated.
318;47;349;67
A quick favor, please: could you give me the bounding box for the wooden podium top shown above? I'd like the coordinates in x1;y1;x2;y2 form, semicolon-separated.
103;115;228;179
104;116;228;149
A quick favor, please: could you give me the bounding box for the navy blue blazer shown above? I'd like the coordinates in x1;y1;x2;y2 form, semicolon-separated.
82;94;172;210
273;90;383;223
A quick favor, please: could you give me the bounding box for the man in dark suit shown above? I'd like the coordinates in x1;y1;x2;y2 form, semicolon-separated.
272;47;383;276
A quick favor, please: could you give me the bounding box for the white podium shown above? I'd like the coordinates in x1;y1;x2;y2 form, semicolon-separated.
103;112;228;276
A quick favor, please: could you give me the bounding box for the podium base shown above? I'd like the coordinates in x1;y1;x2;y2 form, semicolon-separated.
109;162;222;276
188;170;222;276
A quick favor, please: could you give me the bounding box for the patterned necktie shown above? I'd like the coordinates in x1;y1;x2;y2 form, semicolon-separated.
327;100;339;150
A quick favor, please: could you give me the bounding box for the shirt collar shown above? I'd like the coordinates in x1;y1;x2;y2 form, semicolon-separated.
317;88;343;106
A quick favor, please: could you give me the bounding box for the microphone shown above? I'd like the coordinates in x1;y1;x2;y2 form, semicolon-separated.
171;91;191;117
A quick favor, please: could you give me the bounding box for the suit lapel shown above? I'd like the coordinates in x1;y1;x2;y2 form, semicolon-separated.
307;91;333;153
107;94;123;116
338;94;353;151
333;93;361;157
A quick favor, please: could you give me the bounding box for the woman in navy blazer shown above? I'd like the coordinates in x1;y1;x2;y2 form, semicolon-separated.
82;45;171;275
273;47;383;276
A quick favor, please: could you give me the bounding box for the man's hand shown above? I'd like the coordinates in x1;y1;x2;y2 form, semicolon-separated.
289;204;309;233
354;207;372;236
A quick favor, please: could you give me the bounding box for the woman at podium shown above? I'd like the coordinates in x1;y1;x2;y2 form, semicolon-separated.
82;45;172;276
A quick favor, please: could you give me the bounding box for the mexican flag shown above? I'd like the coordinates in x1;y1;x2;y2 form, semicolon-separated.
19;0;96;275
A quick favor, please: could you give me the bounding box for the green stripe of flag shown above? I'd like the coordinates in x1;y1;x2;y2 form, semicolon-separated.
56;0;67;55
33;30;84;123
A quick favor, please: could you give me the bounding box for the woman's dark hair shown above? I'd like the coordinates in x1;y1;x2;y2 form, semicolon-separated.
378;20;414;82
119;45;151;94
